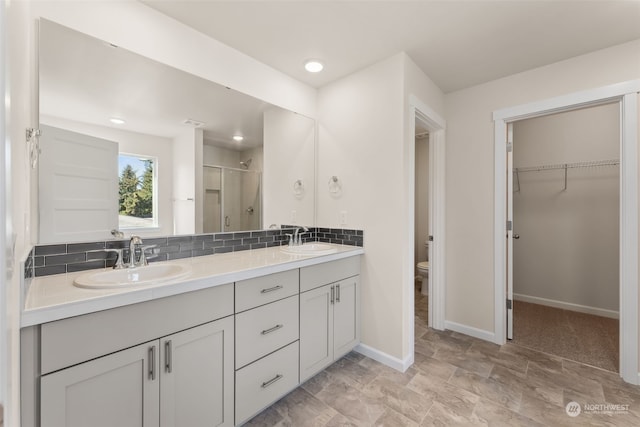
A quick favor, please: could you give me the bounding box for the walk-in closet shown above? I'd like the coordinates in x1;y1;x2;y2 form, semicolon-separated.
511;102;620;372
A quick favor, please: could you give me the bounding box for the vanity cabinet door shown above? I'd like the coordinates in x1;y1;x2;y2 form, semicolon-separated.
300;283;334;382
159;316;234;427
300;276;360;383
333;276;360;359
40;341;160;427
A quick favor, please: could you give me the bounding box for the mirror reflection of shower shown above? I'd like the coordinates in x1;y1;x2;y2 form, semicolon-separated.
240;158;252;169
203;164;261;233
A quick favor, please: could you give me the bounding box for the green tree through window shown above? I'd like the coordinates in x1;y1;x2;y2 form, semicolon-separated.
118;155;155;227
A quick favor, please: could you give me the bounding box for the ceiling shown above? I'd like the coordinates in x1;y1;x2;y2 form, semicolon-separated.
143;0;640;93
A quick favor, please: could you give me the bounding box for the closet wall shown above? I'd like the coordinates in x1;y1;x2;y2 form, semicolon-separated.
513;102;620;317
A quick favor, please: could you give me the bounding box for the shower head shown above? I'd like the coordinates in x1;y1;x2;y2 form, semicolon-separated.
240;158;252;169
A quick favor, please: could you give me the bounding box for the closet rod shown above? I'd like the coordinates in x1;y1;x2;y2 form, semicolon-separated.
513;159;619;192
514;159;619;174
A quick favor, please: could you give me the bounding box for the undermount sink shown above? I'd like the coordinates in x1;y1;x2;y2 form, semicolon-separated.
280;243;337;256
74;263;190;289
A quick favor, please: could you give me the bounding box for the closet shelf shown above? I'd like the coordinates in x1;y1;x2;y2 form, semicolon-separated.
513;159;619;192
513;159;620;173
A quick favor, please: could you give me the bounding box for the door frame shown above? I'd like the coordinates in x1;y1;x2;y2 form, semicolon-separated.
408;95;446;365
493;80;640;384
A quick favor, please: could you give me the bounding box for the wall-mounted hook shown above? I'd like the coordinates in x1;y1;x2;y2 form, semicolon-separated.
328;176;342;196
293;179;304;197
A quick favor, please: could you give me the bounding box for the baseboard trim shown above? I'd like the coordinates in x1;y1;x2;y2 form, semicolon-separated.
514;293;619;319
444;321;497;344
354;343;412;373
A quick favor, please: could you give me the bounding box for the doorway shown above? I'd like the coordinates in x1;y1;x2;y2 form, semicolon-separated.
509;103;620;372
407;95;446;369
493;81;639;384
414;125;430;327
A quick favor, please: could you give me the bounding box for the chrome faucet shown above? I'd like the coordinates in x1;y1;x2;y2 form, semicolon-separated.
129;235;144;268
293;226;309;246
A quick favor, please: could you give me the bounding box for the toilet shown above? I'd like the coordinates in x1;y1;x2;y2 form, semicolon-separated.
416;241;430;296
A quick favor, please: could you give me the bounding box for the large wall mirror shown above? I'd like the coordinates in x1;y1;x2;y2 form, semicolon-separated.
36;19;315;244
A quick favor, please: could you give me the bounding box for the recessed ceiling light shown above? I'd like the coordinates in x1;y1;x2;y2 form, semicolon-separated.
109;117;125;125
304;60;324;73
233;135;244;142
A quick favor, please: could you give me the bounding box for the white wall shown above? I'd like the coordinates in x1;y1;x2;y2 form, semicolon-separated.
203;144;241;169
513;103;620;316
317;52;444;364
172;128;204;235
263;108;315;227
6;2;34;425
0;1;6;412
444;39;640;335
40;116;174;238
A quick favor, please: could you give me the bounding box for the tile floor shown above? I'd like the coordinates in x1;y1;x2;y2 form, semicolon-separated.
244;285;640;426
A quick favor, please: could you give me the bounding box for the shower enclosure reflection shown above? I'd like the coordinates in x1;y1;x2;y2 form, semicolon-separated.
203;165;262;232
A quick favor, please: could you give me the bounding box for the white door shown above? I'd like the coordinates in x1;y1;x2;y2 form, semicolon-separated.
38;125;118;243
333;277;360;359
160;317;234;427
506;123;514;340
40;341;160;427
299;284;334;382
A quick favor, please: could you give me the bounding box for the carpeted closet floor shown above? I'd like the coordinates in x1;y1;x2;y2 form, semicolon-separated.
512;300;619;373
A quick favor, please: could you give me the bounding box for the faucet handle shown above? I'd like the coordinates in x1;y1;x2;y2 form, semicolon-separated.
111;229;125;239
139;245;157;266
103;248;125;269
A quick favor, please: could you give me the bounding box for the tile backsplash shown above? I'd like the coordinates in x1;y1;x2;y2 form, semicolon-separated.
25;226;364;278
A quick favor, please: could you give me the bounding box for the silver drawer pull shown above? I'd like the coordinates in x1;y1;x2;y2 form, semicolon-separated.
261;285;283;294
261;374;283;388
148;345;156;381
165;340;172;373
261;324;283;335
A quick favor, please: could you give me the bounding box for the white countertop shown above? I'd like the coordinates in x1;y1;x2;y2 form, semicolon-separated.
22;244;364;327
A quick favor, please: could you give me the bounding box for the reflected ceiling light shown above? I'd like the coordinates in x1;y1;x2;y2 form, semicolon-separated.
109;117;125;125
233;135;244;142
304;59;324;73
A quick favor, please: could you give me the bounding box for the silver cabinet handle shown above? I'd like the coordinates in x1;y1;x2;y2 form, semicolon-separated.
261;324;283;335
165;340;172;373
148;345;156;380
513;234;520;240
260;285;283;294
336;284;341;303
330;285;335;304
261;374;283;388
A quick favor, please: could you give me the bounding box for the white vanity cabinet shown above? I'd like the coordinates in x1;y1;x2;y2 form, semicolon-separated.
25;284;235;427
40;317;234;427
299;258;360;382
22;251;363;427
234;270;300;425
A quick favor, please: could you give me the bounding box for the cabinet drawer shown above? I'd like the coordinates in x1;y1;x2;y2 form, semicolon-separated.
235;341;299;425
235;269;299;312
235;295;299;368
300;256;360;292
